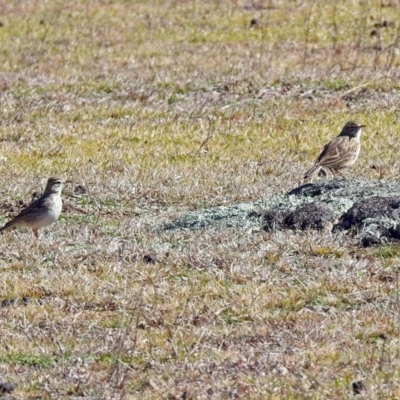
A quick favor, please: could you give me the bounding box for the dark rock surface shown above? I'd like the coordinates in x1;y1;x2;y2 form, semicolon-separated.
337;196;400;230
263;202;336;232
161;178;400;245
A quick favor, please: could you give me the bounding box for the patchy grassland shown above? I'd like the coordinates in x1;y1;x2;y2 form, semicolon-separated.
0;0;400;398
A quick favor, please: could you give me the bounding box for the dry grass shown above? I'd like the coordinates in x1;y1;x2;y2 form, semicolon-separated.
0;0;400;398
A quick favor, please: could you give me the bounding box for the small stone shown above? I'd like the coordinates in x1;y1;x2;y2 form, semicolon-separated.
1;299;15;307
22;297;31;306
361;235;380;247
352;380;366;395
250;18;258;27
376;332;387;340
274;365;289;375
74;185;87;194
0;382;15;394
143;253;157;264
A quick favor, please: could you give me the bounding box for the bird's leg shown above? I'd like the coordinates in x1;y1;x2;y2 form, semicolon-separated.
329;169;337;178
33;229;39;239
336;170;348;179
330;169;347;179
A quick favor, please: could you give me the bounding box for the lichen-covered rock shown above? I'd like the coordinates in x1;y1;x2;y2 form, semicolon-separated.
263;202;336;232
334;195;400;246
287;179;347;197
337;196;400;230
160;178;400;245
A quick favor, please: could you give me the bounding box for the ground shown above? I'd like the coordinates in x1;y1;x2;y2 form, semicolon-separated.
0;0;400;398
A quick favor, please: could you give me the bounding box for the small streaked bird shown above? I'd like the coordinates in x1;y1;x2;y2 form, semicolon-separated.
304;121;366;180
0;177;65;239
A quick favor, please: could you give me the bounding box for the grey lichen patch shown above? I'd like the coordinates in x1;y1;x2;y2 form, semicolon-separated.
162;202;260;231
160;178;400;245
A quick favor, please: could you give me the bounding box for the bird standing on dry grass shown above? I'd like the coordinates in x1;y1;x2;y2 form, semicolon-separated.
0;177;65;239
304;121;366;180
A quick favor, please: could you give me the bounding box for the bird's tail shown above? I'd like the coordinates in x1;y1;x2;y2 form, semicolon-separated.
0;221;16;234
304;165;321;180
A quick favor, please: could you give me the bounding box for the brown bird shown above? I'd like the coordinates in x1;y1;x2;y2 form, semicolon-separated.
304;121;366;180
0;177;65;239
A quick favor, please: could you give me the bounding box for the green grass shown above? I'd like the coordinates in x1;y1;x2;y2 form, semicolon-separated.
375;245;400;259
0;354;53;368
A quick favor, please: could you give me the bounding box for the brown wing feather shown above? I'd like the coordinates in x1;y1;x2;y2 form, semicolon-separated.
315;136;357;168
0;196;47;231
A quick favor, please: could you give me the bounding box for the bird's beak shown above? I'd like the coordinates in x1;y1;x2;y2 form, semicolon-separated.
358;124;366;128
